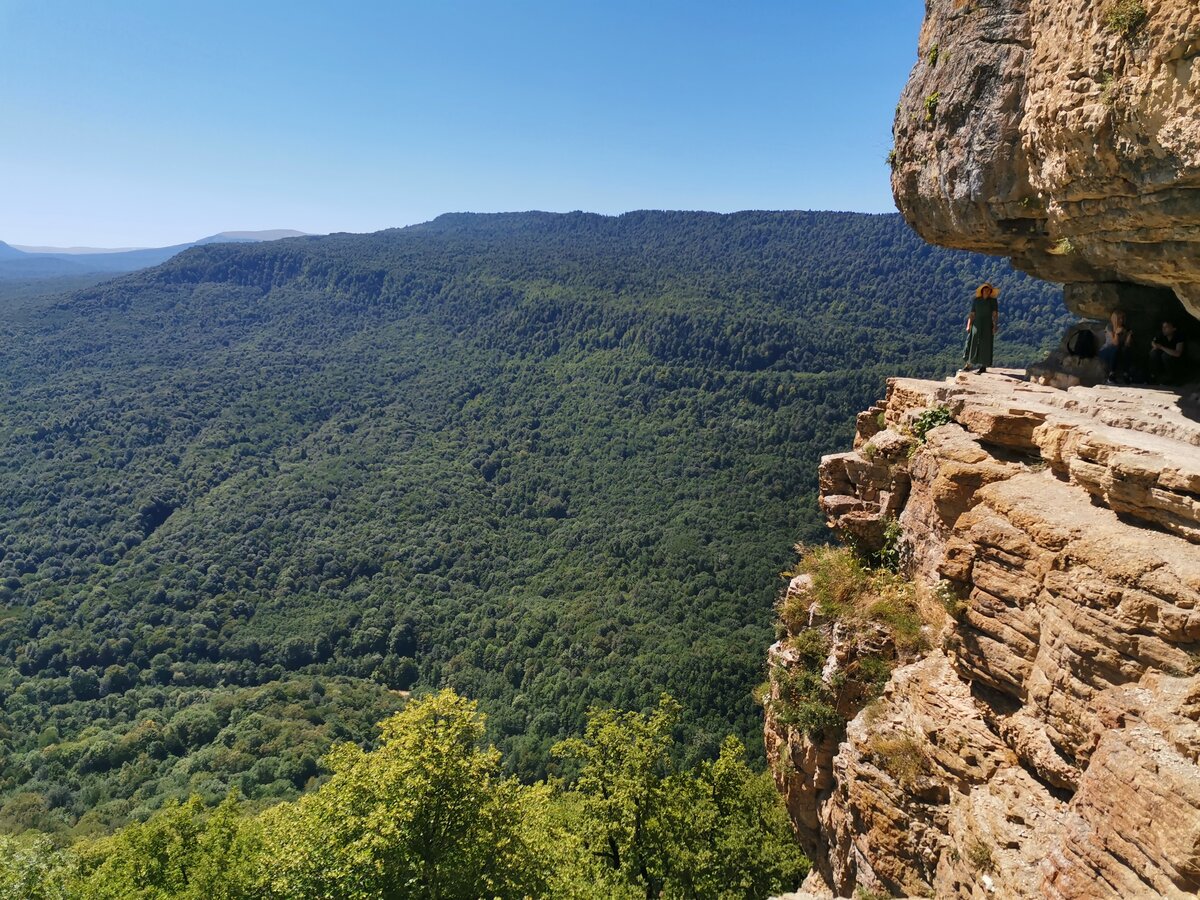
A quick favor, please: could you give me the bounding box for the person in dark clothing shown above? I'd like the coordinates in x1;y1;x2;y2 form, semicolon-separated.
962;283;999;373
1149;320;1185;384
1099;310;1134;383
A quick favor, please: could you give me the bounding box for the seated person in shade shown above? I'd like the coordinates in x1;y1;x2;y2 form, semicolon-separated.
1098;310;1133;382
1149;320;1185;384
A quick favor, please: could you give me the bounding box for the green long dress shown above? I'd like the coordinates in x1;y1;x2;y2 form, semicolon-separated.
964;295;998;368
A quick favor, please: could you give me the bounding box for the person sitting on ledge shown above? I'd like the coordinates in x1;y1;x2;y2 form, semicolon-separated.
1099;309;1134;383
1149;320;1185;385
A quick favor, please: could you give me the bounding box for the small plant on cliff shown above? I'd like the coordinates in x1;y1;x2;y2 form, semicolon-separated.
782;545;868;628
885;149;898;170
877;517;905;573
936;580;968;620
924;91;940;122
966;839;996;873
928;44;940;67
910;404;953;444
1098;71;1119;108
866;731;930;789
1103;0;1147;39
770;663;842;738
865;572;925;651
1049;236;1075;256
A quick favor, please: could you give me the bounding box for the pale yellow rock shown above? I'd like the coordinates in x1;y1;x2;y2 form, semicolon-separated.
892;0;1200;317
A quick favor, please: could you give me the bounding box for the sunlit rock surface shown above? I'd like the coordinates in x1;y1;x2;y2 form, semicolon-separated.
891;0;1200;319
768;371;1200;899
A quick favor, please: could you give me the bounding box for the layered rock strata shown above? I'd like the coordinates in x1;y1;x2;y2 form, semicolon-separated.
891;0;1200;319
767;371;1200;899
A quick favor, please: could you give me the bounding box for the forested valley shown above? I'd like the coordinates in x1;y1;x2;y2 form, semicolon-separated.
0;211;1068;872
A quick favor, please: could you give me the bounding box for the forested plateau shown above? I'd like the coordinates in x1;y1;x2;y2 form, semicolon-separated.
0;210;1069;839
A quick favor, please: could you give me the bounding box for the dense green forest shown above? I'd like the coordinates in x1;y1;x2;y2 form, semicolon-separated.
0;690;806;899
0;210;1069;839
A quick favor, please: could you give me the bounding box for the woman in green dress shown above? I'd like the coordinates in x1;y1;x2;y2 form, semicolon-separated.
962;282;999;373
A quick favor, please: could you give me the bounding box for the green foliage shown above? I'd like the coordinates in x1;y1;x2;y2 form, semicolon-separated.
0;677;401;837
555;696;807;897
769;664;842;738
11;691;805;899
1103;0;1147;38
910;405;953;443
924;91;940;121
784;546;868;626
936;580;967;621
876;518;904;573
771;548;934;738
863;573;925;652
927;44;939;66
1050;237;1075;256
0;211;1069;832
73;794;256;900
254;689;556;900
0;834;76;900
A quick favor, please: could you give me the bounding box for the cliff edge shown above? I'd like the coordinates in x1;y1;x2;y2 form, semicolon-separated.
891;0;1200;321
766;372;1200;898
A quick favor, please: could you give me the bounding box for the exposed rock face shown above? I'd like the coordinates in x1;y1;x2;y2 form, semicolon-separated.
891;0;1200;319
766;372;1200;898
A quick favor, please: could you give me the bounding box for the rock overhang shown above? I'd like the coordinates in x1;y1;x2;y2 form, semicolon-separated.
891;0;1200;321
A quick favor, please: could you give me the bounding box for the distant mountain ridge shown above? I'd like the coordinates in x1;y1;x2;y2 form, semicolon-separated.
0;229;308;280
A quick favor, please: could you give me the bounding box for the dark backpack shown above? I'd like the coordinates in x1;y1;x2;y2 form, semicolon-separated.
1068;328;1097;359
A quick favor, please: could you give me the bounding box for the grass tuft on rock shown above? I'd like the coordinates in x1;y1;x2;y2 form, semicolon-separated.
866;731;930;789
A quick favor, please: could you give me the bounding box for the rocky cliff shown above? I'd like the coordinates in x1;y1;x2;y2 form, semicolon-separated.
891;0;1200;322
765;371;1200;898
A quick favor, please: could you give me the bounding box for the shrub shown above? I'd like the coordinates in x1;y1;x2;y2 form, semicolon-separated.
866;573;925;651
770;664;842;738
866;732;929;789
780;546;868;630
966;838;995;873
877;517;904;573
1049;237;1075;256
936;580;967;620
910;405;953;443
1103;0;1147;38
924;92;940;121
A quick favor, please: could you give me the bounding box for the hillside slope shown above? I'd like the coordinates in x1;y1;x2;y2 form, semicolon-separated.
0;210;1067;834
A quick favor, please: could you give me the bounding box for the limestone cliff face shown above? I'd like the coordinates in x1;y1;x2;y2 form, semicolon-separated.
891;0;1200;319
766;372;1200;899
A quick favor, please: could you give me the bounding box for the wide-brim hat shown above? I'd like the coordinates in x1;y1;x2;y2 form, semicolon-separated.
975;282;1000;298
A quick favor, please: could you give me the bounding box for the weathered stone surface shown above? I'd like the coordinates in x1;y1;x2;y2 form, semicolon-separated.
892;0;1200;318
777;374;1200;898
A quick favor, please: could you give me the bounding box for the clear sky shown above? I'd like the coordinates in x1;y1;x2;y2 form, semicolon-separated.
0;0;925;247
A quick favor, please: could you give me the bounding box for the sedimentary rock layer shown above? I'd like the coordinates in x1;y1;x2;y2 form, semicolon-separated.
891;0;1200;318
768;372;1200;899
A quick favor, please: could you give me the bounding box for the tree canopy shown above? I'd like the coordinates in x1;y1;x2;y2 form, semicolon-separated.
0;211;1069;835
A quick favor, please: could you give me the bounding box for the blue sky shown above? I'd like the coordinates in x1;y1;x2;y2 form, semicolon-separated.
0;1;925;246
